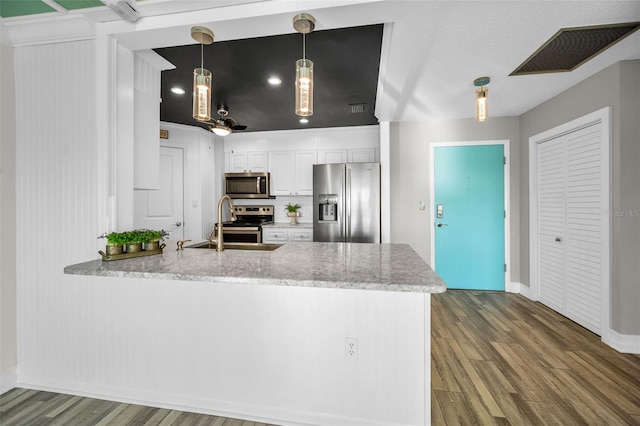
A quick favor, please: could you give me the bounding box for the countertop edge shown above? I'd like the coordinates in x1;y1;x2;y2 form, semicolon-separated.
63;264;446;294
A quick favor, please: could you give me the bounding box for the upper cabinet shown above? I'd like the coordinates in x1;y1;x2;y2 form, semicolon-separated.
269;150;317;196
226;151;268;172
348;148;377;163
133;51;174;190
317;148;378;164
317;149;347;164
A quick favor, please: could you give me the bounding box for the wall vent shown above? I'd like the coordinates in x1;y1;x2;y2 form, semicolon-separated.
510;22;640;76
349;103;367;114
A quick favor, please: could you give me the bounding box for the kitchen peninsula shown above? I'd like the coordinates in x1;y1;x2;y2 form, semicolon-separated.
64;242;445;426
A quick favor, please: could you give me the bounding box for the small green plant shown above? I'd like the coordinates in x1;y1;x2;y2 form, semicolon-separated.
139;230;164;243
285;203;301;212
105;232;127;246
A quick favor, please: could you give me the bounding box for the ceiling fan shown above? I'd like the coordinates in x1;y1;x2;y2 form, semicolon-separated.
209;106;247;136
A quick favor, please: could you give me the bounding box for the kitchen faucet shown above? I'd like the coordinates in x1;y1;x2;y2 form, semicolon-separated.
214;195;236;252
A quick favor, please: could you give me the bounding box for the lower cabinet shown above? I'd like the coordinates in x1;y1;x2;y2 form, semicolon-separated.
263;227;313;244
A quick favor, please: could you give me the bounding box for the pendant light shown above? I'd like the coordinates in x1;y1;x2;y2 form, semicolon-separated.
474;76;490;122
293;13;315;116
192;26;214;123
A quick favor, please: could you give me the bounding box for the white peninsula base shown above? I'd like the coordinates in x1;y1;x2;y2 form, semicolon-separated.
22;276;430;425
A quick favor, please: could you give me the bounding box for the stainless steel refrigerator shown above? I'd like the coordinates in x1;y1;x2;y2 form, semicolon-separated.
313;163;381;243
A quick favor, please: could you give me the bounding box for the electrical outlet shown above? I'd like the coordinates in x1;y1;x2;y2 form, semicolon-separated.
345;338;358;360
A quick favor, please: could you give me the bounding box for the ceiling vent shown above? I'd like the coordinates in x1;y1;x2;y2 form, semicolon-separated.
349;103;368;114
510;22;640;76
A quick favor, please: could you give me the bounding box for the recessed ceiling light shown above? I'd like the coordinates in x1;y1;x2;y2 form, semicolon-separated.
299;118;309;124
170;87;186;95
267;76;282;85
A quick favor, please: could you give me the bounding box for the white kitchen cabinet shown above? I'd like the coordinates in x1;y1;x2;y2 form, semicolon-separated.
295;150;316;195
268;150;316;196
318;149;347;164
247;151;268;171
263;227;313;243
348;148;377;163
227;151;268;172
268;151;295;195
317;148;377;164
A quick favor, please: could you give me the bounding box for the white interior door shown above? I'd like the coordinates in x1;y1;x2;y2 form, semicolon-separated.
134;146;184;244
533;115;609;336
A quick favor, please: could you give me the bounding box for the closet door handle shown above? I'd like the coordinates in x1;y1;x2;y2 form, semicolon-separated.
555;237;562;242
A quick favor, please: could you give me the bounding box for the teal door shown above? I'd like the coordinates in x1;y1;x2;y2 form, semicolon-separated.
434;145;505;290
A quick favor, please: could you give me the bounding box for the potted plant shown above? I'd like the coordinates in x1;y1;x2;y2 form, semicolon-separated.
140;229;165;251
285;203;301;225
123;230;144;253
104;232;127;255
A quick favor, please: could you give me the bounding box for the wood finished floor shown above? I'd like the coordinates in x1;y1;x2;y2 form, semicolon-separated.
432;290;640;425
2;290;639;425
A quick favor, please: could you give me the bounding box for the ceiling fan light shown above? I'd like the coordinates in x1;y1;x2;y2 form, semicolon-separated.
210;123;231;136
193;68;212;122
295;59;314;116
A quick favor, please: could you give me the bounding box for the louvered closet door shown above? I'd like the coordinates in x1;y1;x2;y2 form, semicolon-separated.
536;123;605;335
537;137;566;314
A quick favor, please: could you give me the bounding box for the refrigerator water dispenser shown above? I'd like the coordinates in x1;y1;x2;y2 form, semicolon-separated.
318;195;338;221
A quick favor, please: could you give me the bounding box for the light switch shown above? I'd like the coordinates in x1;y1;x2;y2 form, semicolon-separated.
418;201;426;211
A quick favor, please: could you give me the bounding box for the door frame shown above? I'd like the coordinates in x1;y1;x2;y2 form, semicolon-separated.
528;106;611;339
429;140;511;291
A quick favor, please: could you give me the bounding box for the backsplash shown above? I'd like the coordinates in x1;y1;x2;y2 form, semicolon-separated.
232;196;313;223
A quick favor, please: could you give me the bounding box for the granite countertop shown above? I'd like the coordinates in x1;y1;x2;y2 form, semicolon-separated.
64;242;446;294
262;222;313;228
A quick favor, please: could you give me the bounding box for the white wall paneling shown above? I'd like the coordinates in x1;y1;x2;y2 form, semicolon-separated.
529;107;611;339
21;274;430;426
15;40;107;387
0;40;18;393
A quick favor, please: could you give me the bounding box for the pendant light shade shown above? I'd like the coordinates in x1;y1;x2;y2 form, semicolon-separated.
193;68;212;122
293;13;316;117
295;59;314;116
474;76;490;122
191;26;214;123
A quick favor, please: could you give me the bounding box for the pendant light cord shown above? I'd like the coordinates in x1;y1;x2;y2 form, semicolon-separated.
200;42;204;70
302;32;306;61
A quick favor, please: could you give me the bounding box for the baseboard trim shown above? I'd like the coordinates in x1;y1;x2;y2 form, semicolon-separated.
511;281;534;299
604;330;640;354
0;365;17;395
16;377;407;426
505;281;520;293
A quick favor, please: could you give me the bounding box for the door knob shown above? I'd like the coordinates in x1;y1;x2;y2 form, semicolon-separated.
555;237;562;242
436;223;448;228
176;222;182;227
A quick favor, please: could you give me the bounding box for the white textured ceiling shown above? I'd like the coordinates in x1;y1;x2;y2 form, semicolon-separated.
3;0;640;123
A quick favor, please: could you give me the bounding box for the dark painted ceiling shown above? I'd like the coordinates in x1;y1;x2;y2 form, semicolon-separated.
154;24;383;133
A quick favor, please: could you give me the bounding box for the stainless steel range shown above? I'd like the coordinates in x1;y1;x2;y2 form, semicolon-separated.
212;205;274;243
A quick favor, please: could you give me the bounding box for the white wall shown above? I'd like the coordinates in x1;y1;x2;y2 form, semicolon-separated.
14;40;107;388
0;37;18;393
390;117;521;283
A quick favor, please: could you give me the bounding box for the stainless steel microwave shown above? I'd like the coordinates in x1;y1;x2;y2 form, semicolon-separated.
224;172;271;198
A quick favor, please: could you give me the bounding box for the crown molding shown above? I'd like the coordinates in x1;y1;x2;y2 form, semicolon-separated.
1;14;96;47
